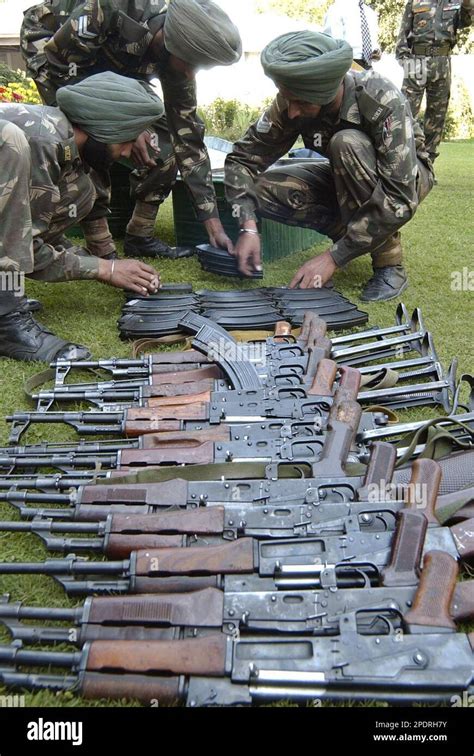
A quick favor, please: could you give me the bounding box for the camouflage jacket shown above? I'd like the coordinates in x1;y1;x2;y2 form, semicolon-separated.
21;0;218;221
225;70;433;267
0;102;99;280
396;0;473;58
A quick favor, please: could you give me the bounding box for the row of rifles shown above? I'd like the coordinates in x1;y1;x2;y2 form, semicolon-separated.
0;307;473;706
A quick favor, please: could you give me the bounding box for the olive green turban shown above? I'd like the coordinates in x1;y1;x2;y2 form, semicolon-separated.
261;32;353;105
56;72;164;143
164;0;242;68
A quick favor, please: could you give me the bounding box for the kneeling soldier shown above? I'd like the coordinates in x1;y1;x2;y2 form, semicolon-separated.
0;72;162;362
225;31;435;301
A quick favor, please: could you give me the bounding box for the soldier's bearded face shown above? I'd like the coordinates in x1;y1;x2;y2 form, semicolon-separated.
82;138;134;172
168;54;197;80
278;87;323;120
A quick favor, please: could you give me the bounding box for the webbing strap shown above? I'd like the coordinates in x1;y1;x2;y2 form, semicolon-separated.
395;417;474;467
95;461;313;486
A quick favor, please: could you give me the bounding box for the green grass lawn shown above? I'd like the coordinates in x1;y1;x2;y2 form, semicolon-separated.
0;140;472;708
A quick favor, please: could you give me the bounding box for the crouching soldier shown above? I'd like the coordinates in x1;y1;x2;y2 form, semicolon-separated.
0;72;162;362
225;32;435;301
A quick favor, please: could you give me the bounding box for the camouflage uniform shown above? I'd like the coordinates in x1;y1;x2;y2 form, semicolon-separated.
21;0;219;239
396;0;473;160
225;70;435;270
0;103;98;315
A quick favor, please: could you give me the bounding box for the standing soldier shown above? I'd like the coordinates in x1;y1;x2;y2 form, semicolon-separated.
396;0;473;161
21;0;242;259
225;32;435;301
0;72;162;362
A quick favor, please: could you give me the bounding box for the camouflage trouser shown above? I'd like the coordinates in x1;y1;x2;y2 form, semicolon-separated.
0;119;97;315
0;120;33;315
29;164;98;283
66;116;178;239
254;130;432;269
401;55;451;160
126;115;179;237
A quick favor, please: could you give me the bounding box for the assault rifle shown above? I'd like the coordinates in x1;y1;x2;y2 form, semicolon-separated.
1;551;473;644
0;396;362;474
1;506;473;596
0;459;460;556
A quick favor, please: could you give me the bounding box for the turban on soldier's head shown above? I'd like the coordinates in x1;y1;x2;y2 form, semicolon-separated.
163;0;242;68
56;72;164;143
261;32;353;105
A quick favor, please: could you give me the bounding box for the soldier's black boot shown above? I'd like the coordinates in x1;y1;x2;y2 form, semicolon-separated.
123;233;195;259
25;299;42;313
360;265;408;302
0;305;91;363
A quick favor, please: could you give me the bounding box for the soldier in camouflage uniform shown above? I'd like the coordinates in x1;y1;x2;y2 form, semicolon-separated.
225;31;435;301
20;0;242;259
0;73;162;362
396;0;473;161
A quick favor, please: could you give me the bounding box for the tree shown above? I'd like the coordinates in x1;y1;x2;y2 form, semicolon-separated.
366;0;403;52
256;0;331;26
257;0;473;53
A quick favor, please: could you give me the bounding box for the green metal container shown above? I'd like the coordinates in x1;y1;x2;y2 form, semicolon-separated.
172;171;323;263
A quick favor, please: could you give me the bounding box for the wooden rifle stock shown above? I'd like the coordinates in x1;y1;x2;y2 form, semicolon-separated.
149;365;222;385
86;634;227;676
134;538;254;577
82;672;182;704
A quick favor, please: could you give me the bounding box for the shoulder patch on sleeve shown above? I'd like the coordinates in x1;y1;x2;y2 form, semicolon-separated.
356;88;393;125
77;15;97;39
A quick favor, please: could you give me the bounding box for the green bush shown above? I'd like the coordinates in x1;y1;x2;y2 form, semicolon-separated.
198;98;265;142
200;82;474;146
0;63;25;87
443;78;474;141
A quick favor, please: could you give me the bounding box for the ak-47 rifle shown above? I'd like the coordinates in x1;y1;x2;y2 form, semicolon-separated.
31;356;339;411
1;551;473;645
1;504;473;596
0;394;362;474
8;360;401;444
0;458;460;557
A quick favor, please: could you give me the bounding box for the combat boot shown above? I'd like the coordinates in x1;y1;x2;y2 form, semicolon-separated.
123;233;195;259
360;265;408;302
0;306;91;363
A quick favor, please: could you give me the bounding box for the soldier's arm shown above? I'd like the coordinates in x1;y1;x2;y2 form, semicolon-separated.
395;2;413;60
20;3;57;77
330;86;422;268
27;139;99;282
224;95;301;225
160;70;218;222
42;0;112;90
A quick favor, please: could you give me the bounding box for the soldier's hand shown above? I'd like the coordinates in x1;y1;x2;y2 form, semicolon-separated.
290;250;337;289
131;130;160;168
204;218;234;253
232;232;262;277
98;259;161;295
